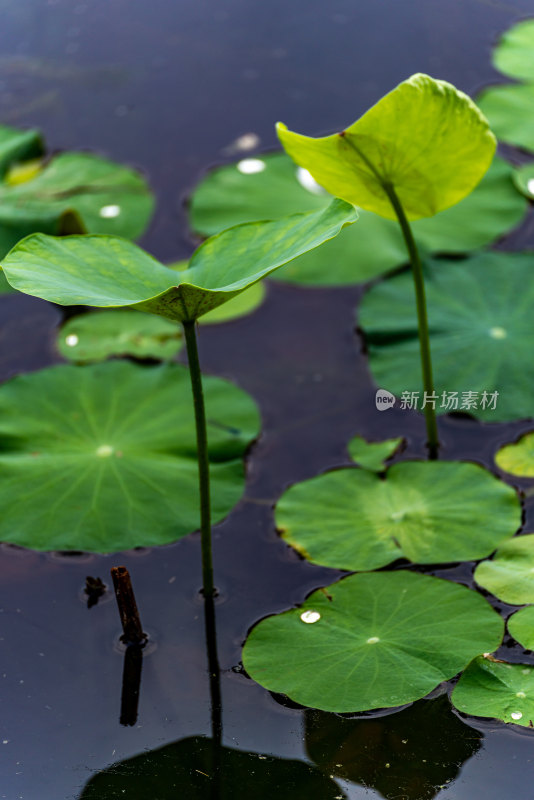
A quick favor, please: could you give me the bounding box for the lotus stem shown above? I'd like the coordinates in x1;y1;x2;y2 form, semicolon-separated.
182;320;215;597
382;182;440;460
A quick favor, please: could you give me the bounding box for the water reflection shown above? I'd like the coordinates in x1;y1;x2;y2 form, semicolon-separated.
79;735;345;799
305;696;482;800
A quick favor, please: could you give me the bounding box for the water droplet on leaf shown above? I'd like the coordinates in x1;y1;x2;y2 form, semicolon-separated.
300;610;321;624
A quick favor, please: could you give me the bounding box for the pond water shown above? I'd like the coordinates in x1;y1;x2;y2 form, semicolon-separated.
2;0;534;798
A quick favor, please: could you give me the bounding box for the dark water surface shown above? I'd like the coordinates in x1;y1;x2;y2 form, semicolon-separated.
2;1;534;798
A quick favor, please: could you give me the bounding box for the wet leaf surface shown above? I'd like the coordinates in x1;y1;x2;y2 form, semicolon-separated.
243;571;504;712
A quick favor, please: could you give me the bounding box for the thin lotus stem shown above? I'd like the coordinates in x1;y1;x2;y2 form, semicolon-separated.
182;319;215;598
382;182;440;460
182;319;222;790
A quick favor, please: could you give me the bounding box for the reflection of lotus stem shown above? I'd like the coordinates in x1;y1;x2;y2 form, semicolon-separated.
382;183;440;460
182;320;215;597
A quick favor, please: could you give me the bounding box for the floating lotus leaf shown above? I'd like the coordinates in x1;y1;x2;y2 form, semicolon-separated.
452;656;534;727
492;19;534;81
0;124;43;176
513;163;534;200
0;360;260;552
58;310;184;363
0;124;154;268
508;607;534;650
474;535;534;605
79;736;344;799
347;434;403;471
277;74;496;221
1;199;356;321
477;83;534;152
242;571;503;713
359;252;534;422
276;460;520;571
58;283;265;364
305;696;482;800
189;152;523;286
495;431;534;477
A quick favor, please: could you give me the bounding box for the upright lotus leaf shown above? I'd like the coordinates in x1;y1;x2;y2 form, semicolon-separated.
452;656;534;727
242;571;504;713
277;74;496;221
1;199;356;321
79;737;345;799
347;434;403;472
492;19;534;81
276;460;520;571
477;84;534;153
0;360;260;552
359;252;534;422
305;696;482;800
167;259;266;322
57;310;184;363
474;535;534;605
189;152;525;285
495;432;534;477
508;607;534;650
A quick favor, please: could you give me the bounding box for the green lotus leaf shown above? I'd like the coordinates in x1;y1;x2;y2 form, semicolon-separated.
513;162;534;200
0;138;154;264
277;74;496;221
477;83;534;152
347;434;403;471
305;696;482;800
474;535;534;605
359;252;534;422
189;152;525;286
168;259;266;322
58;283;265;364
0;124;43;177
242;571;504;713
1;198;356;322
495;432;534;477
452;656;534;727
57;310;184;363
79;736;345;799
276;460;520;571
493;19;534;81
508;607;534;650
0;360;260;552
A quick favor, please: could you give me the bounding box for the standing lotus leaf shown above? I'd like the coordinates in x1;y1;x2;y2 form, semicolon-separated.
474;534;534;605
276;460;520;571
188;152;524;286
277;74;496;220
242;571;503;713
1;199;356;321
452;657;534;727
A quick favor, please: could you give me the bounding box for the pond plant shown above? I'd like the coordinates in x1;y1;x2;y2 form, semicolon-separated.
276;73;496;457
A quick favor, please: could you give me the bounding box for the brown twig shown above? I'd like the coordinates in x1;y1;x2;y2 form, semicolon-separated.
110;566;147;645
